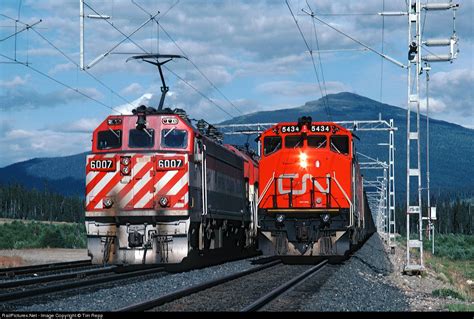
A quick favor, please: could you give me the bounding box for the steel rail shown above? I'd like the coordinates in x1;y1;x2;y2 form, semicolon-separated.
0;260;92;277
0;265;117;289
240;259;328;312
117;259;282;312
0;266;165;303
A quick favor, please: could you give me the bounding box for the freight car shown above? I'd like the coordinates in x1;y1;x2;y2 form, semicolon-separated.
257;116;375;258
85;54;259;265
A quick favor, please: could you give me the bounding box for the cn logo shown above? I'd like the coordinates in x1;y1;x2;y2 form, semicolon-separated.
277;174;329;195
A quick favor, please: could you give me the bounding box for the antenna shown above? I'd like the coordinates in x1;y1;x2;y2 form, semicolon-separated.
126;54;187;110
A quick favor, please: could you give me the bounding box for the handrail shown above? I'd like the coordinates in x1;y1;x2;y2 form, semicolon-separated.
257;172;275;207
332;171;354;227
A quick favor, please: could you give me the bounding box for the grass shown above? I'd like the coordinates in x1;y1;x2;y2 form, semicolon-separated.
432;288;465;301
0;220;86;249
446;303;474;312
395;233;473;302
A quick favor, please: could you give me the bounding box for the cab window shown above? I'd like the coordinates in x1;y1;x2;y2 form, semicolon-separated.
307;135;327;149
263;136;282;156
129;129;155;148
330;135;349;155
161;129;188;149
97;129;121;150
285;135;303;148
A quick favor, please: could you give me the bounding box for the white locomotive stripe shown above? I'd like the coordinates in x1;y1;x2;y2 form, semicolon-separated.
172;191;189;208
92;173;121;209
183;192;189;205
128;177;152;208
160;153;177;157
86;171;100;187
135;191;153;208
155;170;179;192
88;171;117;201
166;173;188;196
119;186;134;208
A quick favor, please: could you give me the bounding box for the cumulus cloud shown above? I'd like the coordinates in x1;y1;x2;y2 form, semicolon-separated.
256;80;352;97
0;128;91;167
0;86;104;110
46;118;102;133
429;68;474;117
0;75;30;88
121;82;144;95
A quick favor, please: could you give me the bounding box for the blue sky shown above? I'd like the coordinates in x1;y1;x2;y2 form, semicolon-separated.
0;0;472;167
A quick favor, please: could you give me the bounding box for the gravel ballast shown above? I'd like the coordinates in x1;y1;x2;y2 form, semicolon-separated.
10;257;264;312
302;234;410;311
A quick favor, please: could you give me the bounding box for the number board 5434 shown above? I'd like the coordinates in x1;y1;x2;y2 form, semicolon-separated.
310;125;331;132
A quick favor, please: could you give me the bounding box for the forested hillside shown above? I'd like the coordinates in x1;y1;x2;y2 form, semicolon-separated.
0;184;84;223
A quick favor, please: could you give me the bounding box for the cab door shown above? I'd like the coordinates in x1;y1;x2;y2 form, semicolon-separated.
129;154;155;209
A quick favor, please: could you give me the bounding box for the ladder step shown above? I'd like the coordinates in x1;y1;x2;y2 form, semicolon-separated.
409;132;418;139
408;240;422;248
409;168;420;176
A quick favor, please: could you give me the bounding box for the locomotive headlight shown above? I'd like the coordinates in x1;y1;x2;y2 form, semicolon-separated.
276;214;285;223
121;157;130;166
159;196;169;207
121;166;130;175
103;198;113;208
299;152;308;169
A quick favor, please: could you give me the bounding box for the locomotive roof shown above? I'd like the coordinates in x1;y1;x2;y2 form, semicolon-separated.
262;121;350;135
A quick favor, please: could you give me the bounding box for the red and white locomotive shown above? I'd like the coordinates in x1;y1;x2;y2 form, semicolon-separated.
257;116;375;257
85;55;259;265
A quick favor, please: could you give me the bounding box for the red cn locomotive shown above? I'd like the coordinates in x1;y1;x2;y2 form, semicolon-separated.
257;116;374;258
86;107;259;265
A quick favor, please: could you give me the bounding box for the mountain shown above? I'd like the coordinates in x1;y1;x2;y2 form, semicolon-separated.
222;92;474;197
0;92;472;198
0;153;87;197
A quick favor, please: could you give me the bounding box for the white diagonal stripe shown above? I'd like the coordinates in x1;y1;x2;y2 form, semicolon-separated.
135;192;153;208
167;173;188;196
87;171;116;199
155;170;179;192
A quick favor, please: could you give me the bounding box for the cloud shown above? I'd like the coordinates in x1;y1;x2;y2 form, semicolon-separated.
47;118;102;133
0;128;91;167
0;75;30;88
256;80;352;97
0;86;104;110
121;83;144;95
429;68;474;117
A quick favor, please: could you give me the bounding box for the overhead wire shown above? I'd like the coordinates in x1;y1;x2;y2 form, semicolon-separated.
84;0;237;119
159;23;245;116
286;0;332;120
379;0;386;105
306;1;330;116
29;27;134;109
0;52;122;114
130;1;243;116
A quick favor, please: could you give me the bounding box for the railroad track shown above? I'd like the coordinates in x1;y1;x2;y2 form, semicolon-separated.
0;259;92;278
118;259;328;312
0;265;166;304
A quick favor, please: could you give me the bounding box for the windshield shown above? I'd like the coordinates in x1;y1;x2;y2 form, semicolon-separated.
129;129;155;148
264;136;282;156
308;135;327;149
330;135;349;155
97;129;122;150
161;129;188;149
285;135;303;148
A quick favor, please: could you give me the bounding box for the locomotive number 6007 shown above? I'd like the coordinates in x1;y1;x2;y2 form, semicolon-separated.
157;158;183;170
89;159;115;171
